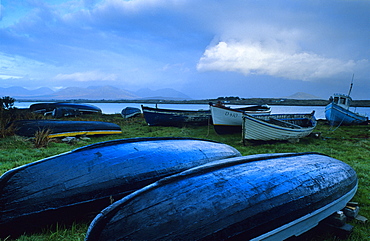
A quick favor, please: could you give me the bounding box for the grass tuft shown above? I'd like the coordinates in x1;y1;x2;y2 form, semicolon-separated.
33;129;52;148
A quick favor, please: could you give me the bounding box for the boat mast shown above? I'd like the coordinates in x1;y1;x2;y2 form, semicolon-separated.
348;74;354;96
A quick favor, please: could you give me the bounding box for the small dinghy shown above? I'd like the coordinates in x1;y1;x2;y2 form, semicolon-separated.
0;137;241;238
121;107;141;119
12;119;122;138
85;152;357;241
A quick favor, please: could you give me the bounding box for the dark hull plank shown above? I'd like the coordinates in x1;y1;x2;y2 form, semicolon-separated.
86;152;357;241
0;137;241;238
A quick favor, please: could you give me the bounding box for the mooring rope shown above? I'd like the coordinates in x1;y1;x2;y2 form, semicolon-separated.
329;116;346;132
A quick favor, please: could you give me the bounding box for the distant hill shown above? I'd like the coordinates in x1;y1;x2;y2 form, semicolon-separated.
51;86;139;100
135;88;191;100
284;92;324;99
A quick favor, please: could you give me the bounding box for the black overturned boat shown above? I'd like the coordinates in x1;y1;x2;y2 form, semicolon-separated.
12;119;122;138
0;137;241;238
29;102;102;117
85;152;358;241
141;105;211;126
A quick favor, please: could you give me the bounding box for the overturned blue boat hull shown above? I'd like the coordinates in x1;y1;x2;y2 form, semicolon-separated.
12;119;122;137
121;107;141;119
325;102;368;126
86;152;357;241
0;137;241;238
30;102;102;115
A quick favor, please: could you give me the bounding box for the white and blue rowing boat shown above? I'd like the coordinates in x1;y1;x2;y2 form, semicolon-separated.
242;112;317;142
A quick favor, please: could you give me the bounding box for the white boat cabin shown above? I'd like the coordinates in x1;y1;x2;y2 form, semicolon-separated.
330;93;352;110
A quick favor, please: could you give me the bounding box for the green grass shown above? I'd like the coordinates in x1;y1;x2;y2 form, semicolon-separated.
0;114;369;240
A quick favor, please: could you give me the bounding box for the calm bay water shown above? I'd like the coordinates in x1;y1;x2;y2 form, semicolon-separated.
14;101;370;120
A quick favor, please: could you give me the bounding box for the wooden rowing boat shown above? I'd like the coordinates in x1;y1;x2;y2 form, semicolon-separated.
85;152;357;241
0;137;241;238
242;112;317;142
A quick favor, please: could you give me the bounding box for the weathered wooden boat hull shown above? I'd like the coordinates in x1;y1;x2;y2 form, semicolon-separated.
242;112;317;141
121;107;141;119
85;152;357;241
325;102;368;126
12;119;122;137
210;104;271;134
0;137;241;238
30;102;102;115
141;105;211;126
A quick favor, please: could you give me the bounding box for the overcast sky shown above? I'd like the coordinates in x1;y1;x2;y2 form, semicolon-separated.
1;0;369;99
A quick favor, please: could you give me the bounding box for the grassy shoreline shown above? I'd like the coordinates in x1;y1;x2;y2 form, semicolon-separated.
1;114;369;240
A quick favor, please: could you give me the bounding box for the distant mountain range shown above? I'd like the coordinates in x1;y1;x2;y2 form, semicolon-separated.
0;86;323;100
0;86;55;97
0;86;192;100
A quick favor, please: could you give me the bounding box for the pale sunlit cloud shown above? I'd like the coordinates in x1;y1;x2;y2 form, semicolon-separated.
0;74;23;79
54;71;118;82
197;41;365;81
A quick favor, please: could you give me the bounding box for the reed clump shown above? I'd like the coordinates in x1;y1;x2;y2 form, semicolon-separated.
0;108;46;138
34;128;52;148
0;111;16;138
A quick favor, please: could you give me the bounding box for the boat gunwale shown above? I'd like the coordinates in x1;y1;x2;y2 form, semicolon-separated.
48;130;123;138
210;104;271;113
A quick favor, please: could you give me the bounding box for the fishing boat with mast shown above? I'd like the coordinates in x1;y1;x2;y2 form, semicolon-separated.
325;75;368;126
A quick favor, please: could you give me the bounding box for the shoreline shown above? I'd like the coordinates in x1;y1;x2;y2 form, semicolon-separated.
16;98;370;107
